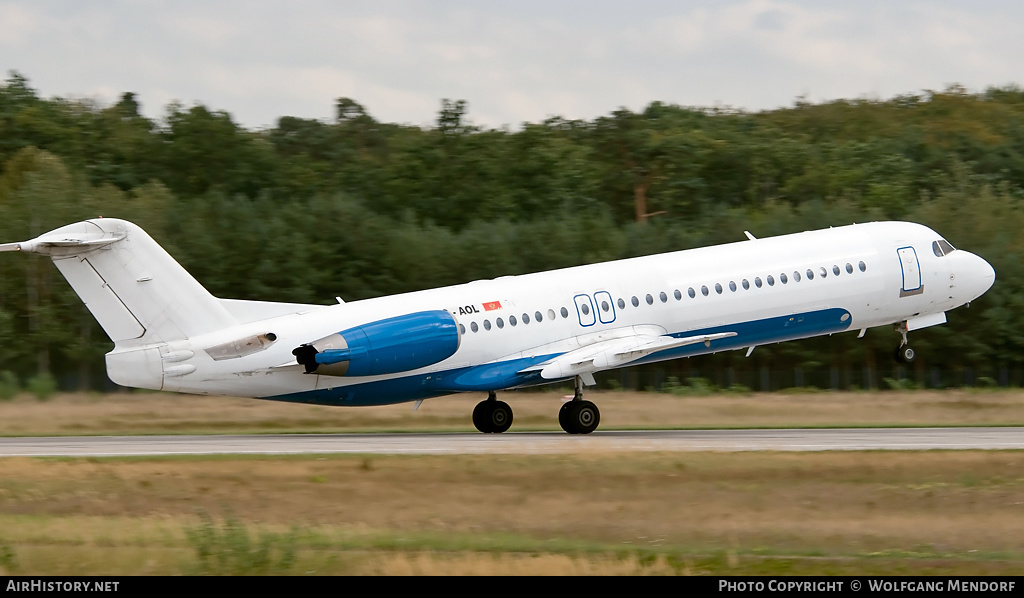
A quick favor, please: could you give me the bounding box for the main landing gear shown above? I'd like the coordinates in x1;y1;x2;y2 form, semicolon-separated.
472;391;513;433
559;375;601;435
471;376;603;435
893;322;916;364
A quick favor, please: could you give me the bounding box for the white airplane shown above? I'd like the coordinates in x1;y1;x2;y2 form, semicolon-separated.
1;219;995;434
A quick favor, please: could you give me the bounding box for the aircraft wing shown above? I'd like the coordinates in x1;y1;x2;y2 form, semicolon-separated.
522;331;737;380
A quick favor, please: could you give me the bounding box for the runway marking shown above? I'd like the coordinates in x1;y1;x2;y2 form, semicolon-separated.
0;427;1022;457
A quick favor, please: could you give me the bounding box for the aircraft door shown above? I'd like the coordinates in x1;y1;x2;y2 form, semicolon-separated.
594;291;616;324
574;294;596;327
897;246;923;297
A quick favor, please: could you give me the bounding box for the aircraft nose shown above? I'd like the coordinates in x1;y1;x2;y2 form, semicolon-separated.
961;251;996;302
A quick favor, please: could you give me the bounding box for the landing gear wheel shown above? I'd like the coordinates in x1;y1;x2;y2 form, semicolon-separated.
573;400;600;434
488;401;513;433
559;400;600;435
472;400;492;433
894;345;916;364
558;401;573;432
472;397;513;433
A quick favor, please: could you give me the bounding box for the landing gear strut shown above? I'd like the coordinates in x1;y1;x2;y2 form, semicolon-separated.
893;322;916;364
473;391;513;433
559;375;601;435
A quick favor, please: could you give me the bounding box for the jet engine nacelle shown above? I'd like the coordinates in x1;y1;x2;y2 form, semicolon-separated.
292;310;460;377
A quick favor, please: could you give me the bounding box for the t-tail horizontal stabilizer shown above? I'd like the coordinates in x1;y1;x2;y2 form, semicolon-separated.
525;331;737;380
0;232;126;255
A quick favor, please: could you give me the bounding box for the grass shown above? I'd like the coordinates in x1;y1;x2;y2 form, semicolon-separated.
0;451;1023;574
1;389;1023;575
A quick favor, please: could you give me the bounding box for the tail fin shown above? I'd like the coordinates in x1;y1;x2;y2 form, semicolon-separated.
1;218;236;346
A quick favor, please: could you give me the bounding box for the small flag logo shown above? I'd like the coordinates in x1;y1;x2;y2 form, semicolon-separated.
482;301;502;311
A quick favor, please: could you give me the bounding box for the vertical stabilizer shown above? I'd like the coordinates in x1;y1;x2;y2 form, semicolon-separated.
4;219;237;346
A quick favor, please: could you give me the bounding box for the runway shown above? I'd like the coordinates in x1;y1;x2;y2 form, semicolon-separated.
0;427;1022;457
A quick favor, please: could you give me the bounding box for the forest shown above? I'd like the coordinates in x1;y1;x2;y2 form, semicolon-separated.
1;71;1023;392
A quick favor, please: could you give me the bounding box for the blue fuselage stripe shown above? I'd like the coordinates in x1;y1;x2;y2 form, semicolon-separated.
265;307;851;406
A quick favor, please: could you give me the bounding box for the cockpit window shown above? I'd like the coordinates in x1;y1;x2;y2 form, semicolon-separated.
932;239;956;257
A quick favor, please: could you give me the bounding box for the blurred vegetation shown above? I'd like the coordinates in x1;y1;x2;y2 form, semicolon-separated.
1;71;1023;390
186;512;297;575
0;371;18;401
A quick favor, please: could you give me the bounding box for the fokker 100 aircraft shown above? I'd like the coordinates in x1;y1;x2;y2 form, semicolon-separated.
1;219;995;434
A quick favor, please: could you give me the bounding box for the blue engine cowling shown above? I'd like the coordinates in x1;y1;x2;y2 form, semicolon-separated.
292;310;460;377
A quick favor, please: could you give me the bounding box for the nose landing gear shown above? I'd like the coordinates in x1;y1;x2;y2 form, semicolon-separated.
893;322;916;364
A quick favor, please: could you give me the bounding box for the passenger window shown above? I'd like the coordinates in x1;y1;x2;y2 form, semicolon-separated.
755;277;762;288
483;319;491;331
767;275;774;286
535;311;543;322
742;279;750;290
715;283;723;294
561;307;569;318
523;313;531;324
659;291;668;303
859;261;867;272
846;263;854;274
701;285;709;296
780;273;787;284
806;269;813;280
674;289;682;300
601;300;610;312
631;296;639;307
617;298;625;309
833;265;840;276
729;281;737;292
548;309;556;320
646;294;654;305
688;287;696;298
820;267;827;278
793;271;801;282
459;324;466;335
510;315;517;327
471;322;479;332
497;317;504;329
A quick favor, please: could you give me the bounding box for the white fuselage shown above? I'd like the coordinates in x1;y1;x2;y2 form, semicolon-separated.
102;221;991;406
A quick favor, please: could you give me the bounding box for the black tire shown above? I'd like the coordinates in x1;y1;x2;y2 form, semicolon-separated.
564;400;600;435
899;345;916;364
558;401;575;434
575;400;600;434
472;400;493;433
489;401;513;433
893;347;906;364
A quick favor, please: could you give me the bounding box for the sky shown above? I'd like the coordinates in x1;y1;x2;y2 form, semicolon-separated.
2;0;1023;130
